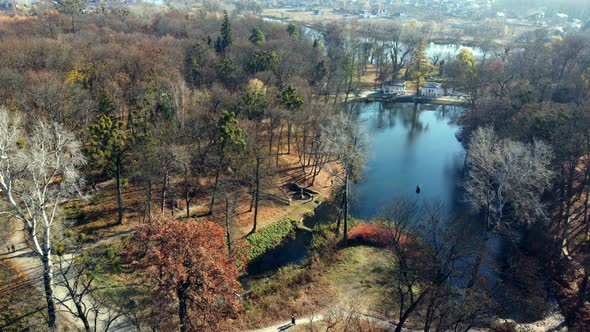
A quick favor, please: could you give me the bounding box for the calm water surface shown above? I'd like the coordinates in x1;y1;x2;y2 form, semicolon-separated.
350;102;465;219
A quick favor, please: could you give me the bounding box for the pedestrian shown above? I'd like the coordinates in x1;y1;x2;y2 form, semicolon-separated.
6;245;10;254
291;314;296;325
11;244;15;253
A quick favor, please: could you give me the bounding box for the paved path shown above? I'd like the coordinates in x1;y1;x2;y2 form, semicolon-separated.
248;311;420;332
248;314;325;332
3;221;136;331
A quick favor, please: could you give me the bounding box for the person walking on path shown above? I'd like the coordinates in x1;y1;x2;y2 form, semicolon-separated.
11;244;15;253
291;314;296;325
6;244;10;253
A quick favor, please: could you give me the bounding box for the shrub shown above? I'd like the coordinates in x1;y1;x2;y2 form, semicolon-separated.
348;223;400;247
311;223;339;261
245;218;297;260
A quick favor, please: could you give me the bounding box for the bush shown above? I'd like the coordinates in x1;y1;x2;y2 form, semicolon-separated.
303;210;314;219
245;218;298;260
311;223;339;261
348;223;394;247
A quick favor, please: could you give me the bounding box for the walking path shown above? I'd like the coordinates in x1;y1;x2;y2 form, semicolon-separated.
248;311;422;332
3;221;136;331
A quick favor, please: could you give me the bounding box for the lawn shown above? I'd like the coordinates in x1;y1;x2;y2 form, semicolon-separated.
322;246;392;314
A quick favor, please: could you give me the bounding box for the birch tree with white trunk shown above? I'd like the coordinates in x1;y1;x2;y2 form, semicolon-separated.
0;107;85;329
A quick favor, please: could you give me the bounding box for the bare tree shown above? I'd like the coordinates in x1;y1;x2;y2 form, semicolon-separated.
463;127;553;287
464;127;554;228
55;234;124;332
379;200;491;332
322;109;368;243
386;25;419;81
0;107;86;328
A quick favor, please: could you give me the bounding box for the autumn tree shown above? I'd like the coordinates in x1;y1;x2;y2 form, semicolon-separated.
127;218;243;332
241;78;269;120
409;37;436;96
0;107;86;329
84;114;127;225
456;48;481;110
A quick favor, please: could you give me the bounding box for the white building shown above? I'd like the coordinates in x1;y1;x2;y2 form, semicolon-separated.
420;82;445;97
382;81;406;95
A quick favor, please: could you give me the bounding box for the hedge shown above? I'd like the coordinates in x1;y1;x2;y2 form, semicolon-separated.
245;218;298;260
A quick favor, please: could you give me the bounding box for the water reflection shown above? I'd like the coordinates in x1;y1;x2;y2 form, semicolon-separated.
351;102;465;219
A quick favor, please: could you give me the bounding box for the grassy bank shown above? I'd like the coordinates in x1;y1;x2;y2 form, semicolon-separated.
245;218;299;260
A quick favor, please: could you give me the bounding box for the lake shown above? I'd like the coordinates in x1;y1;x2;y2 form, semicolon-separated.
350;102;465;220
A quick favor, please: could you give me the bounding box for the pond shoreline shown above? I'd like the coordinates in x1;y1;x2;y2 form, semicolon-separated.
354;90;468;106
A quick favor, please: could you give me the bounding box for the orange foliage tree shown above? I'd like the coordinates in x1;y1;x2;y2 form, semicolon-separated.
127;218;243;332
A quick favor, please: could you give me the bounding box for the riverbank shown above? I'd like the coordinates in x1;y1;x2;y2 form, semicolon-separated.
356;90;467;106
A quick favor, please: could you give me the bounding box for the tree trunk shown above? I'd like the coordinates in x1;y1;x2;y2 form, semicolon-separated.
147;181;152;223
311;160;318;186
343;170;350;245
209;149;224;215
287;123;292;154
252;155;261;234
337;189;345;235
177;285;188;332
584;161;590;238
185;168;190;218
249;184;255;212
395;289;430;332
268;123;274;166
42;251;57;329
225;195;232;257
277;124;283;167
116;156;123;225
73;297;91;332
160;169;169;214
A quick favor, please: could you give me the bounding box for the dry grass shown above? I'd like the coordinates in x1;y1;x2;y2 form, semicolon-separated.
322;246;393;316
240;245;395;329
61;147;340;242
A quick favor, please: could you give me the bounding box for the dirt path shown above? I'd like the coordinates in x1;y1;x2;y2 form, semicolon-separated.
248;314;325;332
248;311;423;332
4;221;135;331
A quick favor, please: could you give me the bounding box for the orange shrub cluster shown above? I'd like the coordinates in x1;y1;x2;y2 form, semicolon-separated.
348;223;410;247
348;223;393;246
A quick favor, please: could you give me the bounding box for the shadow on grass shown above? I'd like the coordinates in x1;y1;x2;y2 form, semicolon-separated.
302;202;339;229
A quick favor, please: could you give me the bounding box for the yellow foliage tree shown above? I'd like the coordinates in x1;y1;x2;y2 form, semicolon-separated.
66;66;88;85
